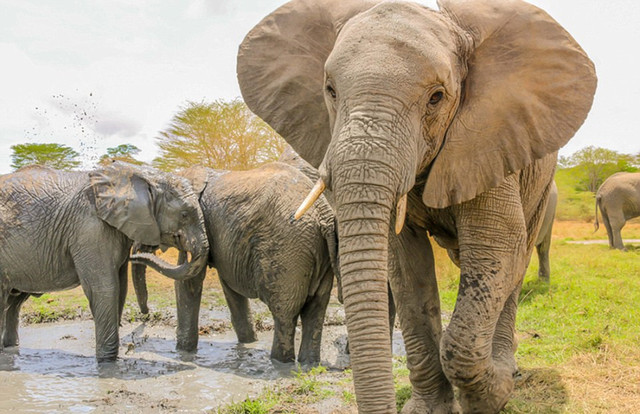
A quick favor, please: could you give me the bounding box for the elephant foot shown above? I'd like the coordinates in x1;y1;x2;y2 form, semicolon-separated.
176;340;198;353
459;365;514;414
236;331;258;343
297;351;321;367
401;390;461;414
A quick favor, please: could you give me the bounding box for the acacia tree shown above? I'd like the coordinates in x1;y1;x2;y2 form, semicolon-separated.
10;143;81;171
560;146;637;192
99;143;143;165
153;99;286;171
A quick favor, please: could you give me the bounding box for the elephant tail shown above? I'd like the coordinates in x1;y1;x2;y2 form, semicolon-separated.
594;195;601;232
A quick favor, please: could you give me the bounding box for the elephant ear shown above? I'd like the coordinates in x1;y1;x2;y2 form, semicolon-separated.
423;0;597;208
89;164;161;246
237;0;378;168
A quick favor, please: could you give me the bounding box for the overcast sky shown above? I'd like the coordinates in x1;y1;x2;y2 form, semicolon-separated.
1;0;638;173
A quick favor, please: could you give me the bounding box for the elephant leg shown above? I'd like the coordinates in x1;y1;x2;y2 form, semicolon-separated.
118;263;128;325
441;179;529;414
600;210;615;248
298;269;333;366
219;278;257;343
270;312;297;363
389;225;458;414
3;291;31;347
78;272;122;361
608;213;627;251
131;262;149;314
175;266;206;352
536;235;551;282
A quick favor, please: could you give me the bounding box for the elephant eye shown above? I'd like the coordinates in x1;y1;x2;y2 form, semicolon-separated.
429;91;443;105
181;211;188;219
326;85;336;99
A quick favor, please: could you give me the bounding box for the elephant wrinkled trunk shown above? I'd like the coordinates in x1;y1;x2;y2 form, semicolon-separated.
331;155;405;412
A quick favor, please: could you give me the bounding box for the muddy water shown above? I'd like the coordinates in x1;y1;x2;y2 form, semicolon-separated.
0;319;405;413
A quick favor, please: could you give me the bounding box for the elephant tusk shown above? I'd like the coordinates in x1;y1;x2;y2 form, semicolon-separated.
294;179;326;220
395;193;407;235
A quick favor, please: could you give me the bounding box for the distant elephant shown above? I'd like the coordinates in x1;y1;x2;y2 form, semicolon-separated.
595;172;640;250
133;162;339;365
535;181;558;281
237;0;596;412
0;162;209;361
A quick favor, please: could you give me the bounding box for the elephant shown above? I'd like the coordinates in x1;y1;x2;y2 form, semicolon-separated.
237;0;596;412
132;162;339;365
0;162;209;361
534;180;558;281
594;172;640;250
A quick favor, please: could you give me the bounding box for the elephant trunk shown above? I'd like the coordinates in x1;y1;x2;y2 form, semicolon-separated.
330;149;406;412
130;226;209;281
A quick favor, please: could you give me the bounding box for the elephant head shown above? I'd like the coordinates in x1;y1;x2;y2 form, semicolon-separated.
238;0;596;410
89;161;209;281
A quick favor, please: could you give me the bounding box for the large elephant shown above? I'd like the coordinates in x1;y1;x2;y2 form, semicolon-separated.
237;0;596;412
534;180;558;281
595;172;640;250
0;162;209;361
133;162;339;365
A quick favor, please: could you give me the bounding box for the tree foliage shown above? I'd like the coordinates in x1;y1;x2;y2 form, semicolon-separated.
153;99;286;171
99;143;143;165
558;146;638;192
10;142;81;171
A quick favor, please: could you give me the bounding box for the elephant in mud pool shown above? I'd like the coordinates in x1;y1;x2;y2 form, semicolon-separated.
237;0;596;412
132;162;339;365
0;162;209;361
595;172;640;251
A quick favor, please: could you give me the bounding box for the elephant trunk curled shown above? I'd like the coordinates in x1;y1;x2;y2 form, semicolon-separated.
130;220;209;281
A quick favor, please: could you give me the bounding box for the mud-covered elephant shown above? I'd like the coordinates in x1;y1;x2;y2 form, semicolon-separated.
133;162;339;365
0;162;209;361
534;180;558;281
595;172;640;250
237;0;596;411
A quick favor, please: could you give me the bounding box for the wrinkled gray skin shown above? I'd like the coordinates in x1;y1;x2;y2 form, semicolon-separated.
595;172;640;251
133;162;339;365
534;181;558;281
0;163;209;361
237;0;596;412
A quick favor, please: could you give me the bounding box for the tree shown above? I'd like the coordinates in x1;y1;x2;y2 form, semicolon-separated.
153;99;286;171
99;144;143;165
559;146;637;192
10;143;81;171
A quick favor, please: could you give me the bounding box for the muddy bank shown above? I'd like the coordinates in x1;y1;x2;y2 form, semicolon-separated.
0;312;406;413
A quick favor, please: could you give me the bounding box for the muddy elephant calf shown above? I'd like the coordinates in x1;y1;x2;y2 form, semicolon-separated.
134;162;339;365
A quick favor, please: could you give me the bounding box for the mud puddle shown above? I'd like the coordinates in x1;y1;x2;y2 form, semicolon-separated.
0;319;405;413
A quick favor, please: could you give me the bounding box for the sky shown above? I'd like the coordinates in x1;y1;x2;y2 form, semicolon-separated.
1;0;639;174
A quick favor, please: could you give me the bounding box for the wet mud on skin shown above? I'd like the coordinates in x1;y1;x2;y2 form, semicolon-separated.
0;317;406;413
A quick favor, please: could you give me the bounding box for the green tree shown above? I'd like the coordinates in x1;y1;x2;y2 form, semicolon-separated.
153;99;286;171
10;142;81;171
99;143;143;165
560;146;637;192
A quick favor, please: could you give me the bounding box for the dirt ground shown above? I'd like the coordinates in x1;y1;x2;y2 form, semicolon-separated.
0;302;405;413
